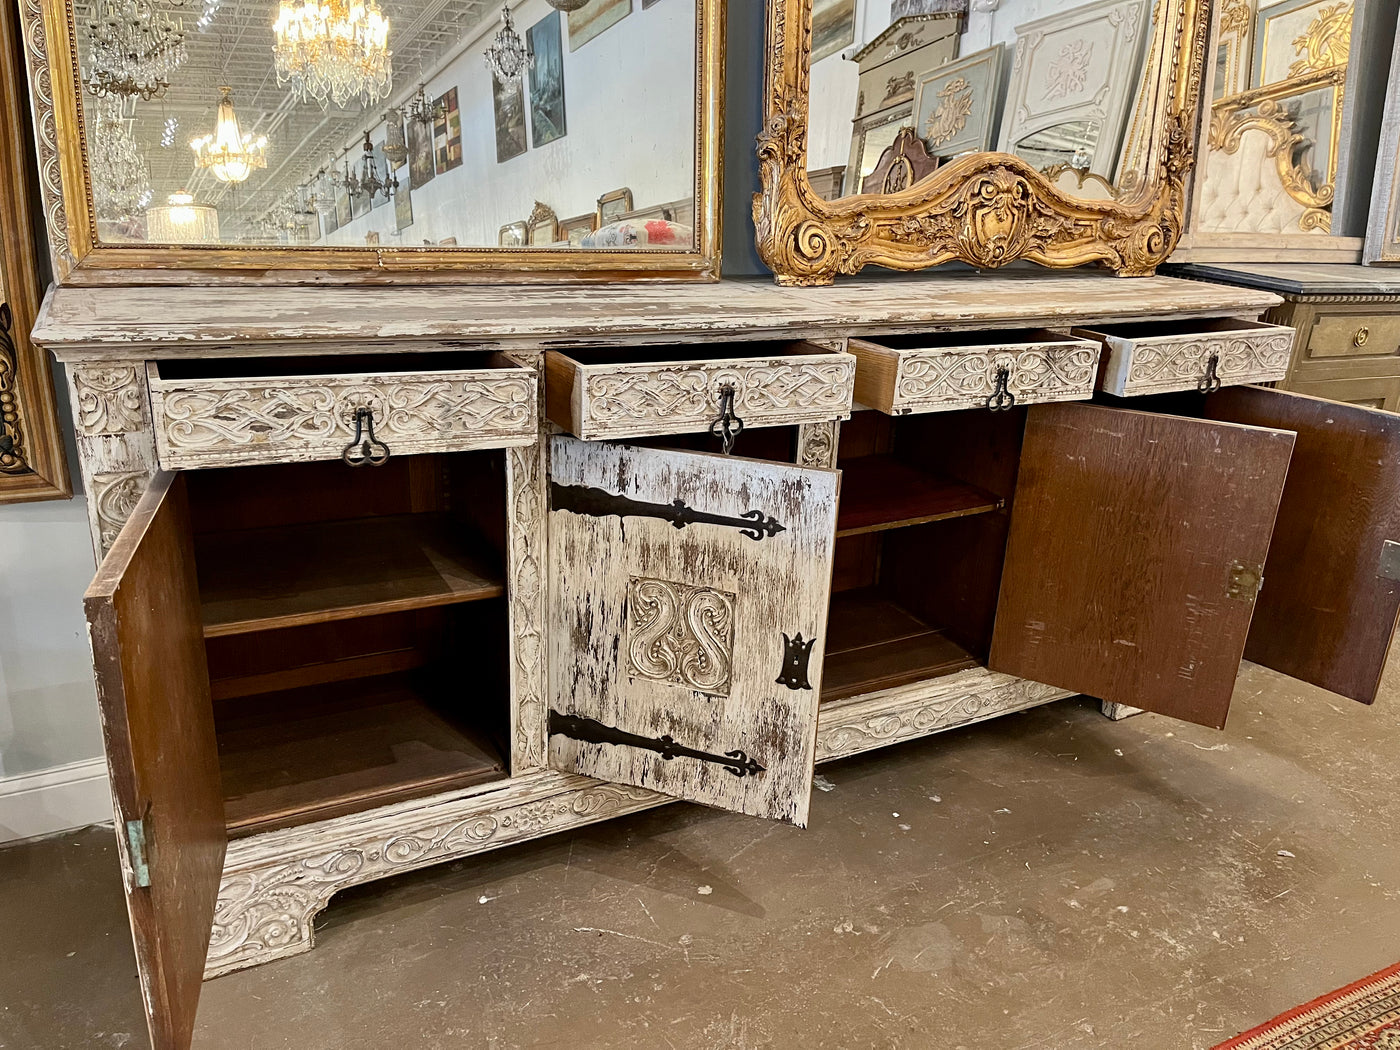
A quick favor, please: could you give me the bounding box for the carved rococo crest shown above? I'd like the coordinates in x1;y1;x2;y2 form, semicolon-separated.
754;0;1209;284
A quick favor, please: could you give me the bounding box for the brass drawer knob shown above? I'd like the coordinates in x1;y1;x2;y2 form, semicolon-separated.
1355;326;1371;348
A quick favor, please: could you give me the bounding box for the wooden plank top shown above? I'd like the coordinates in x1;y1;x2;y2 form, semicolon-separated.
33;271;1283;359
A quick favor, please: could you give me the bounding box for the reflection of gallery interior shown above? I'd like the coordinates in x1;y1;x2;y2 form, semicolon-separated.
79;0;699;248
808;0;1360;240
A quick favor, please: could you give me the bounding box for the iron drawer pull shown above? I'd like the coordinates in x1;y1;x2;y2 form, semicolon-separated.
342;406;391;467
1197;352;1222;394
709;382;745;455
986;366;1016;411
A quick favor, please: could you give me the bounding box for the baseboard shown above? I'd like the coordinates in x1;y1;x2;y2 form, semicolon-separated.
0;758;113;844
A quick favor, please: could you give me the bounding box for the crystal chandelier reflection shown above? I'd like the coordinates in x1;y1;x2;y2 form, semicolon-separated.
382;108;407;167
190;87;268;183
83;0;187;100
483;4;532;83
272;0;393;108
88;97;152;219
145;189;220;242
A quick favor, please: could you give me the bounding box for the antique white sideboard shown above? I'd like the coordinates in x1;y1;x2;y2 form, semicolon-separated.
33;272;1400;1050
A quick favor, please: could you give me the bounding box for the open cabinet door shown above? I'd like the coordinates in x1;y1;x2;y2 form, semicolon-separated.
85;472;224;1050
1205;387;1400;704
547;436;840;826
988;403;1295;728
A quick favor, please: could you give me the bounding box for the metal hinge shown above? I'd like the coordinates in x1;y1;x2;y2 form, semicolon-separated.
1380;541;1400;582
125;817;151;889
1226;561;1264;601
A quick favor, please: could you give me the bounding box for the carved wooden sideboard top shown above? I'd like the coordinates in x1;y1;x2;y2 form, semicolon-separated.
32;274;1281;358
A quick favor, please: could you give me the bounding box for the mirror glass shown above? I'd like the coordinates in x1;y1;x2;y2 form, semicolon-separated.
74;0;700;249
803;0;1171;204
1195;0;1353;235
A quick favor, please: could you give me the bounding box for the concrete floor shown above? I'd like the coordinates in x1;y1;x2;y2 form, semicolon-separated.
5;662;1400;1050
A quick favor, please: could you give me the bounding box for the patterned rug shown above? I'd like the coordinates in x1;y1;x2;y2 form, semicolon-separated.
1214;962;1400;1049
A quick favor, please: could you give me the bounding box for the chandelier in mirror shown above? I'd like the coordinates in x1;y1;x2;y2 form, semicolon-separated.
145;189;220;242
82;0;187;100
406;82;442;126
351;129;396;202
88;97;152;220
190;87;268;183
483;4;532;83
272;0;393;108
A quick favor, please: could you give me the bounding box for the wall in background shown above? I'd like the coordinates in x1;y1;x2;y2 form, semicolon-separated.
325;0;698;248
0;363;109;843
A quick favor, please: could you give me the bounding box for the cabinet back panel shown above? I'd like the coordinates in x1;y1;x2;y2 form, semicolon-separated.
186;455;446;534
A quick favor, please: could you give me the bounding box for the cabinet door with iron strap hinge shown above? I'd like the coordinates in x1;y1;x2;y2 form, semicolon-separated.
546;435;840;826
84;470;224;1050
988;402;1297;729
1202;387;1400;706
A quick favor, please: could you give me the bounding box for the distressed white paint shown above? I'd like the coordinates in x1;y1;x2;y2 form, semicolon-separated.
1080;319;1295;396
547;437;840;825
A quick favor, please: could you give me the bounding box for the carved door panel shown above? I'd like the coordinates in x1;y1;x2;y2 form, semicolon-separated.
547;436;840;826
1204;387;1400;704
85;471;223;1050
988;403;1296;728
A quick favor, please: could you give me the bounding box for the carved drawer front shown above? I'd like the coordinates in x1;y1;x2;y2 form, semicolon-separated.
544;341;855;440
147;352;537;469
847;329;1102;415
1077;318;1295;397
1305;313;1400;361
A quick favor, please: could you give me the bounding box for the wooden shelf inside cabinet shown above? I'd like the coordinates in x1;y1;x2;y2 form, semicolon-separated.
197;514;505;638
218;672;507;837
835;455;1003;538
822;589;978;703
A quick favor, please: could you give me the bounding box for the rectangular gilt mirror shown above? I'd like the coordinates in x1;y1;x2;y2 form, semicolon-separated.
24;0;721;281
756;0;1209;284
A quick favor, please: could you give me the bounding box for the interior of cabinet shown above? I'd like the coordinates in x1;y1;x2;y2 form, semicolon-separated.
186;453;511;838
822;409;1027;703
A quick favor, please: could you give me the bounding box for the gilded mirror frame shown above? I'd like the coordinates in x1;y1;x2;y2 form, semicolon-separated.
19;0;723;284
754;0;1211;285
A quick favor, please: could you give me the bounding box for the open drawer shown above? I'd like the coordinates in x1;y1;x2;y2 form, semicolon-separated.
147;351;538;469
846;328;1102;414
544;341;855;440
1075;318;1295;397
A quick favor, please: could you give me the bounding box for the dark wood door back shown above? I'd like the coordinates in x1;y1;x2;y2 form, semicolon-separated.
988;402;1295;728
85;471;224;1050
1205;386;1400;705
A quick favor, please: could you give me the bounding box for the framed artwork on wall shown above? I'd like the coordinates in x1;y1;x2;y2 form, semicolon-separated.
371;139;390;209
335;187;352;229
407;117;436;187
811;0;856;62
433;87;464;173
568;0;631;50
528;11;567;147
493;75;527;163
395;187;414;233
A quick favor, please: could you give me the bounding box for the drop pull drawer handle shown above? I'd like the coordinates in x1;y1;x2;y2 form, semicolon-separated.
1197;352;1222;394
708;382;745;455
986;365;1016;411
342;406;391;467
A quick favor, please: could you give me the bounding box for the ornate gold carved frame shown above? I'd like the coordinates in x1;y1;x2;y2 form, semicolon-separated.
754;0;1212;285
18;0;723;285
1;0;69;503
